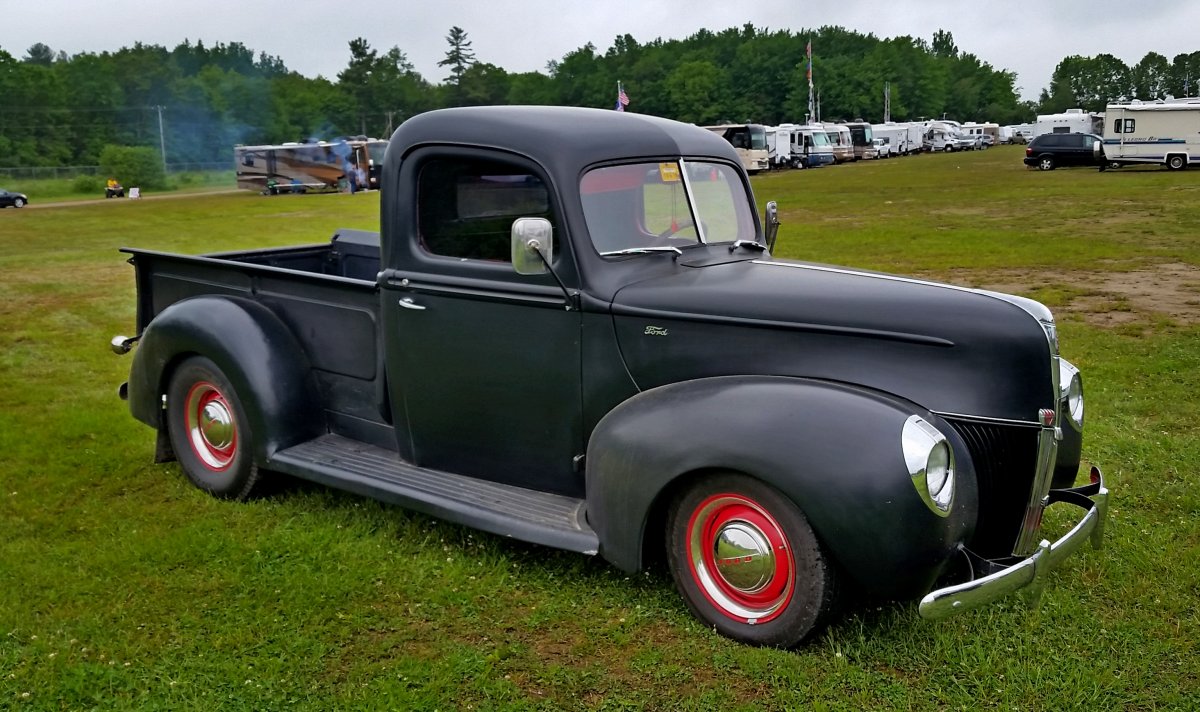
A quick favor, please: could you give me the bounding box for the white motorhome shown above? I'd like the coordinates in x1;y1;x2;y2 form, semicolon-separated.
788;124;836;167
1034;109;1104;139
1103;98;1200;170
924;120;964;152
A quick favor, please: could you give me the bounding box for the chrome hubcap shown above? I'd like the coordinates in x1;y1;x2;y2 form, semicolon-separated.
185;382;237;471
714;522;775;593
687;493;794;624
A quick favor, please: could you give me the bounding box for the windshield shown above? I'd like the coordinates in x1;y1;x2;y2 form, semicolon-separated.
748;126;767;150
580;160;758;255
811;131;830;147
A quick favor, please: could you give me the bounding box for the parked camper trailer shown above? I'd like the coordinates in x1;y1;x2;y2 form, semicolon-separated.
1034;109;1104;139
703;124;770;173
1103;99;1200;170
872;122;922;156
235;138;388;193
843;121;878;160
822;123;855;163
766;126;797;168
961;122;999;147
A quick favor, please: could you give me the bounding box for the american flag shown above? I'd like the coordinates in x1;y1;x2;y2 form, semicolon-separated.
616;82;630;111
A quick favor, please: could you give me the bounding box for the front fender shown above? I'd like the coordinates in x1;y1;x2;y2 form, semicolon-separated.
586;376;978;597
127;295;323;462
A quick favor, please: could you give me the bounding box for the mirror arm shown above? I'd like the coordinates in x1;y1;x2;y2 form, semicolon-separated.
529;239;578;311
764;201;781;252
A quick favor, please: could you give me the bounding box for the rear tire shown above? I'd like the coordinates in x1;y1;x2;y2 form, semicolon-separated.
166;356;262;500
666;472;837;647
1038;156;1055;171
1167;155;1186;171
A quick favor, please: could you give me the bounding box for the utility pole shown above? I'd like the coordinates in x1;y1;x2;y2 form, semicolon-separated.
884;82;891;123
155;105;167;174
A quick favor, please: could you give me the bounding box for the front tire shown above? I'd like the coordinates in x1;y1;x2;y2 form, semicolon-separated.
14;198;25;208
167;356;262;500
666;473;837;647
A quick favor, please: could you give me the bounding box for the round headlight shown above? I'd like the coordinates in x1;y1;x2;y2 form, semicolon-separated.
926;441;953;510
1059;360;1085;431
902;416;956;515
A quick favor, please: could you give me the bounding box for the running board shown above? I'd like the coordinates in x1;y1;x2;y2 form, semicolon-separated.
269;434;598;555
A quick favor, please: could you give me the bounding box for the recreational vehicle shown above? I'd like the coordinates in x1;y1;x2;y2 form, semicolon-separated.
961;122;999;147
702;124;770;173
235;138;388;193
779;124;835;168
872;122;922;155
766;126;796;168
924;120;964;152
1103;99;1200;170
821;123;855;163
843;121;878;160
1034;109;1104;139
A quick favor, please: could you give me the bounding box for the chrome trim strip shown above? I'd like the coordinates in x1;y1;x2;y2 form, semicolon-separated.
677;159;707;244
933;411;1042;428
1012;425;1060;556
919;468;1108;620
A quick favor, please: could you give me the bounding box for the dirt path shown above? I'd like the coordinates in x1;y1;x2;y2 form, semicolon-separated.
19;188;245;209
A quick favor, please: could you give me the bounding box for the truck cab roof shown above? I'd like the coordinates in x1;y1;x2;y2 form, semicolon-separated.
384;106;740;179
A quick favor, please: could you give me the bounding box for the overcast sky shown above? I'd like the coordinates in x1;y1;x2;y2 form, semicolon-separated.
3;0;1197;104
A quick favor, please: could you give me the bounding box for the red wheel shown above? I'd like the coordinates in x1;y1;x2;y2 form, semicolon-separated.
668;473;837;647
685;493;795;624
183;381;238;471
167;356;262;499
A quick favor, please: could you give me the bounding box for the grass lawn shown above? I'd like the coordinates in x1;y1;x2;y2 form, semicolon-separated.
2;147;1198;710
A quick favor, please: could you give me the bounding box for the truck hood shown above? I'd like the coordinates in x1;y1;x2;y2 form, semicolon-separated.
609;257;1055;422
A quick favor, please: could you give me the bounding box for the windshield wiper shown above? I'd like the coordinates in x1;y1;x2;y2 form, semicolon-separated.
600;246;683;257
729;240;767;252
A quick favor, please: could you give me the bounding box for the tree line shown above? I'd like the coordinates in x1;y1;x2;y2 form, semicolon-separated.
2;25;1196;169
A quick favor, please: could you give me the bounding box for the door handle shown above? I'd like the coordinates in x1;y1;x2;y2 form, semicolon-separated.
398;298;426;311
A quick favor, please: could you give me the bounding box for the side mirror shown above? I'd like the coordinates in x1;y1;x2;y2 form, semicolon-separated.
511;217;553;275
764;201;780;252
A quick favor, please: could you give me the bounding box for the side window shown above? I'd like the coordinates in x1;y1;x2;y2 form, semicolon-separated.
1112;119;1122;134
417;157;551;262
1123;118;1135;134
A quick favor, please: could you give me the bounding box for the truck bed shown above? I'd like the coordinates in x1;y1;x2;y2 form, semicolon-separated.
122;228;392;448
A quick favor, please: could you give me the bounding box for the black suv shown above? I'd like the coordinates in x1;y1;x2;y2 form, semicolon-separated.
1024;132;1104;170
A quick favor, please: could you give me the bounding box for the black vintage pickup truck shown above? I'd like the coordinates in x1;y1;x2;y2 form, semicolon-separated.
113;106;1107;647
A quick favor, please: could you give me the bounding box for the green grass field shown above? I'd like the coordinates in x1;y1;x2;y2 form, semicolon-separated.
2;147;1198;710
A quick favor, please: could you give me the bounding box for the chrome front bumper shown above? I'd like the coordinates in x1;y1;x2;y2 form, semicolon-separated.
919;466;1108;620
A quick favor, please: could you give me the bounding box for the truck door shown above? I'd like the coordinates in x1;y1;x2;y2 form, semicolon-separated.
381;150;585;497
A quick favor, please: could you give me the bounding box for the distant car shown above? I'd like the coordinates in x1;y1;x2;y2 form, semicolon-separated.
1023;133;1105;171
0;188;28;208
873;137;892;158
981;135;996;148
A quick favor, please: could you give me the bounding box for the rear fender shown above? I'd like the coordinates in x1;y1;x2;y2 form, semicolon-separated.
127;296;323;463
586;376;977;596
